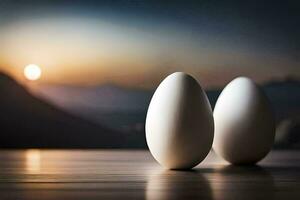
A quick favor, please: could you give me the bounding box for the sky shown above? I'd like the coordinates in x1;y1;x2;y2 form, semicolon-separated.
0;0;299;89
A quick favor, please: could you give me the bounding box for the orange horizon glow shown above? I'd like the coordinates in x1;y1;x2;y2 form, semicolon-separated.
0;17;299;89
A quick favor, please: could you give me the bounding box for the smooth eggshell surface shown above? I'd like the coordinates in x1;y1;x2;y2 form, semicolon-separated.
146;72;214;169
213;77;275;165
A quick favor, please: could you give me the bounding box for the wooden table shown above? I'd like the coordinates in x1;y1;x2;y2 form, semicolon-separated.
0;150;299;199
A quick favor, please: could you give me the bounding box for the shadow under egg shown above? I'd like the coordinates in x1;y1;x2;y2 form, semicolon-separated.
210;165;275;200
146;170;213;200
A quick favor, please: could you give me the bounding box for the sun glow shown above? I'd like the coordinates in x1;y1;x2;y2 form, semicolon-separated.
24;64;42;81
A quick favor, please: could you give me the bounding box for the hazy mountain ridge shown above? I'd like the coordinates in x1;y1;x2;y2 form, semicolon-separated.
34;78;300;121
34;83;153;112
34;78;300;149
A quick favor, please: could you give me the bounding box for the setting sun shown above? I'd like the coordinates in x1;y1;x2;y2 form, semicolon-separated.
24;64;42;81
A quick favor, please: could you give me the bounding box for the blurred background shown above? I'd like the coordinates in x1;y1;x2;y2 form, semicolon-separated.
0;0;299;149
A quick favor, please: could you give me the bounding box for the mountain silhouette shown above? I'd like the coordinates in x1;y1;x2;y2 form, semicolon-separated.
0;72;139;148
3;72;299;149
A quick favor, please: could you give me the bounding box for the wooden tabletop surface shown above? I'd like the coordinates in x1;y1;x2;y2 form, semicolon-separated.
0;150;299;200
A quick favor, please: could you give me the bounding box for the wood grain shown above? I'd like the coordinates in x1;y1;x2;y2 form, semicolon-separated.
0;150;299;200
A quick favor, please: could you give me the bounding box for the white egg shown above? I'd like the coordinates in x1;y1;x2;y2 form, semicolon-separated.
146;72;214;169
213;77;275;165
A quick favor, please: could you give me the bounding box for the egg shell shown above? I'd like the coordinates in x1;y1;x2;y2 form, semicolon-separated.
213;77;275;165
146;72;214;169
